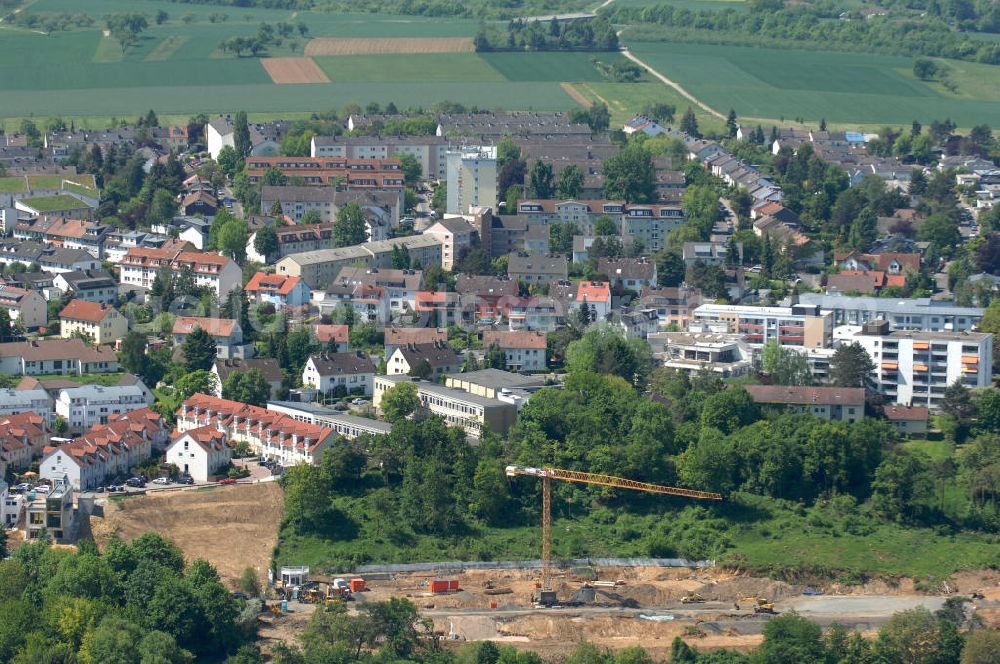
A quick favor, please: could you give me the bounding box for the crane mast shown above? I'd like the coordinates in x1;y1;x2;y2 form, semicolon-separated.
505;465;723;591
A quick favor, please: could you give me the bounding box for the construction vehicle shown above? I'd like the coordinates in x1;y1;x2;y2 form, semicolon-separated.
505;466;722;602
737;597;776;614
681;593;706;604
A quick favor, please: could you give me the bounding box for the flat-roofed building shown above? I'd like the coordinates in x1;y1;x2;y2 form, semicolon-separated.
268;400;392;439
373;375;518;438
693;303;833;349
444;368;548;400
796;294;982;332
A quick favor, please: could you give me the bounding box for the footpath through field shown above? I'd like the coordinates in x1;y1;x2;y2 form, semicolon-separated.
620;46;726;120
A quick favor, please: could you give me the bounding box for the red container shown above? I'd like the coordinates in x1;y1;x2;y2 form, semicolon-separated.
429;578;460;593
350;578;366;593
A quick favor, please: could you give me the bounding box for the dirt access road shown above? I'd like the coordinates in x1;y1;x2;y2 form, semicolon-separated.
620;47;725;121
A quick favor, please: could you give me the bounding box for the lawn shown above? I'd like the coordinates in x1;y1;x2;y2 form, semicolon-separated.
0;177;27;192
20;195;89;211
627;41;1000;127
28;175;97;190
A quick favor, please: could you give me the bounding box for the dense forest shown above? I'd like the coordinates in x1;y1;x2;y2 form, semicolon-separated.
475;17;619;52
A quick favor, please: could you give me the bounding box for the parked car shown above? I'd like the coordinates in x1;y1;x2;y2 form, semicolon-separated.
218;478;237;485
95;486;105;493
152;477;170;485
350;398;368;406
15;483;30;493
34;485;50;493
181;475;194;485
107;484;125;493
125;477;145;488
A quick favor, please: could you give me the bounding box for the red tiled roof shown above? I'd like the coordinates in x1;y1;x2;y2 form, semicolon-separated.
576;281;610;302
172;316;236;337
385;327;447;346
483;330;547;350
312;324;348;344
745;385;865;407
59;299;114;323
884;405;929;422
245;272;304;296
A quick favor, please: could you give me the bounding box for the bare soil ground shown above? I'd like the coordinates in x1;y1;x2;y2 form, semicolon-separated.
560;83;592;108
90;483;282;586
304;37;475;56
261;58;331;84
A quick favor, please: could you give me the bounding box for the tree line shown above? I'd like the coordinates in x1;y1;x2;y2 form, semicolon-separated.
610;2;1000;65
475;17;619;52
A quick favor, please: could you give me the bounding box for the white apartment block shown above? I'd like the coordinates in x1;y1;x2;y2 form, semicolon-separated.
693;303;833;349
796;294;983;332
373;375;518;438
843;320;993;409
311;135;450;180
0;389;53;425
446;146;497;215
119;247;242;297
55;384;152;435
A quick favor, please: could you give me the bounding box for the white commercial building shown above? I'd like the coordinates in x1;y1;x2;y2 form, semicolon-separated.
796;294;983;332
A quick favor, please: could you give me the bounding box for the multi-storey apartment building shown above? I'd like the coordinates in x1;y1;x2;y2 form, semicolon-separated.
59;300;127;345
245;156;404;188
119;247;242;297
842;320;993;409
54;383;152;435
277;235;442;290
692;303;833;349
796;294;983;332
446;146;497;215
311;134;450;180
515;199;685;252
0;339;119;376
373;375;518;438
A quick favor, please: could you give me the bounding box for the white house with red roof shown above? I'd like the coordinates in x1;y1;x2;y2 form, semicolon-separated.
177;393;338;466
165;425;232;482
311;324;349;352
59;300;127;345
482;330;548;371
574;281;611;321
245;272;311;308
172;316;245;358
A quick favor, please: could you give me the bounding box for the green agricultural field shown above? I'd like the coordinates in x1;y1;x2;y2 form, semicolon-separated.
0;82;576;120
480;51;626;82
627;41;1000;127
315;54;505;83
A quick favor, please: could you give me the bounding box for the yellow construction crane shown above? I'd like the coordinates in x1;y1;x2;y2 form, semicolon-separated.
505;465;723;592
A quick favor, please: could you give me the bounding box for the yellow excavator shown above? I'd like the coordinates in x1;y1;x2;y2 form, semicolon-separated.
681;593;706;604
736;597;776;614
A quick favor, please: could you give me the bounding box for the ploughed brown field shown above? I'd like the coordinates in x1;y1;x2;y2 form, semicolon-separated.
261;57;331;84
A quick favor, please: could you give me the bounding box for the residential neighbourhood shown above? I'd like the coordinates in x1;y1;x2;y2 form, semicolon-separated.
6;69;1000;660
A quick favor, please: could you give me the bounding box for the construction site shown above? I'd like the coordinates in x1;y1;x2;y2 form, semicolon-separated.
254;563;1000;657
82;477;1000;657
